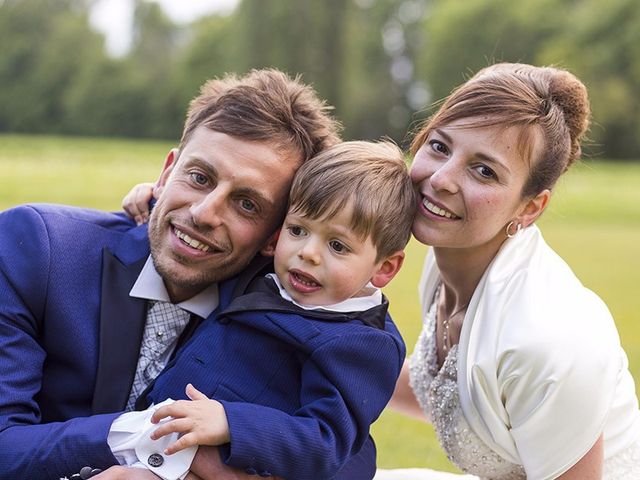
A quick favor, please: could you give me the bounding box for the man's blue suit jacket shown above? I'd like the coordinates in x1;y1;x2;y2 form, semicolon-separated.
0;204;382;479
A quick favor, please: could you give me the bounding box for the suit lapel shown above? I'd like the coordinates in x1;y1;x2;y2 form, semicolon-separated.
92;249;147;414
134;256;274;410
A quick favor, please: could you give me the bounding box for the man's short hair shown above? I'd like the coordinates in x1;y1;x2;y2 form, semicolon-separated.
180;69;342;162
288;141;417;261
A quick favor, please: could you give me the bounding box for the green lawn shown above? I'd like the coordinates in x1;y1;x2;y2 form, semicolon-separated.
2;134;639;472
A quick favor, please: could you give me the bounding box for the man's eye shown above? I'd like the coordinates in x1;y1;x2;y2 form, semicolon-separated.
240;199;256;212
190;172;208;185
329;240;348;253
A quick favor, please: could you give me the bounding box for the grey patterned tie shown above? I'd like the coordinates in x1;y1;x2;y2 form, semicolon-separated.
126;300;191;411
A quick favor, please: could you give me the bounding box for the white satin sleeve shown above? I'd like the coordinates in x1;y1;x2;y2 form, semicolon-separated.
107;399;197;480
495;293;621;479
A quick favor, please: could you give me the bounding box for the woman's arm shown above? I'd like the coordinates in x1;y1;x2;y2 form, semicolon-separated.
387;360;429;421
556;434;603;480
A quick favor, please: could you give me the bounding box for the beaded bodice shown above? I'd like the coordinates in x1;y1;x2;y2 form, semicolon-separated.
408;300;525;480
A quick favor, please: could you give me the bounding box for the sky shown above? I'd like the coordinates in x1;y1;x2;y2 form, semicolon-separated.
89;0;239;57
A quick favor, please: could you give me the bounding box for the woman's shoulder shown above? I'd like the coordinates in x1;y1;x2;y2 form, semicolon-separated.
465;225;623;390
488;225;615;334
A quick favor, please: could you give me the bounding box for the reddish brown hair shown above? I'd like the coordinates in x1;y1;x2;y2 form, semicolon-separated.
181;69;342;162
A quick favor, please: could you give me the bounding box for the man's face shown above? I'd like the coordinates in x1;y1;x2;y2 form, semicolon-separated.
148;126;301;302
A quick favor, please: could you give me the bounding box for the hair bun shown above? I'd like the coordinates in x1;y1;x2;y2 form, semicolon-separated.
549;70;590;165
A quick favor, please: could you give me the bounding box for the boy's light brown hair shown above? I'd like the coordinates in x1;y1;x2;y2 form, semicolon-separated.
288;140;417;261
180;69;342;162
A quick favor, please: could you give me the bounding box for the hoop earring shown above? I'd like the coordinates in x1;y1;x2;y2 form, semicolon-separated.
505;221;522;238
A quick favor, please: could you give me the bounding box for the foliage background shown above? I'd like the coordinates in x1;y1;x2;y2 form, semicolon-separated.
1;0;640;158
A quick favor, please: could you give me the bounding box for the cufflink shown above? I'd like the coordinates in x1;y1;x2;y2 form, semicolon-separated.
148;452;165;468
81;467;102;479
59;467;102;480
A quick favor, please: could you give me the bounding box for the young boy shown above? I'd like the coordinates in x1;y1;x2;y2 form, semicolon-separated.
122;141;416;479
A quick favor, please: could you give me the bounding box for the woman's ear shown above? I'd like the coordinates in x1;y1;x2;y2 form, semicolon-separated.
518;189;551;228
260;229;281;257
371;251;405;288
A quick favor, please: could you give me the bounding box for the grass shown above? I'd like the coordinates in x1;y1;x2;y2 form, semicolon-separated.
2;134;639;472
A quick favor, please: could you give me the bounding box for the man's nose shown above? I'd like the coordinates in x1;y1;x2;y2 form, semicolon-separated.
189;187;229;228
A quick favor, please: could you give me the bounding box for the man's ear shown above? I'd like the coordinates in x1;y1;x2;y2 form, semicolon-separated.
260;229;281;257
154;148;179;198
371;250;405;288
517;189;551;228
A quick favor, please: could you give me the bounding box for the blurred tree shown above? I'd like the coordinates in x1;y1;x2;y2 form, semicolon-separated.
232;0;350;118
229;0;426;144
0;0;105;133
414;0;567;105
130;0;178;69
175;12;241;106
128;0;183;138
342;0;426;144
538;0;640;158
62;58;154;138
1;0;639;158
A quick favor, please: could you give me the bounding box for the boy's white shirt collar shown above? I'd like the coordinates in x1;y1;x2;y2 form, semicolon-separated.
266;273;382;312
129;256;219;319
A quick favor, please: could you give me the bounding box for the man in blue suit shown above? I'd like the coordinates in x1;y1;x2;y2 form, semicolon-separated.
0;69;384;479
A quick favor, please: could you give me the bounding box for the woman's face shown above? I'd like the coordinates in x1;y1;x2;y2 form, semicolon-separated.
410;119;540;254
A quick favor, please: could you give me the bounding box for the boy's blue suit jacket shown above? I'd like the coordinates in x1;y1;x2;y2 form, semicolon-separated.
0;204;392;480
145;278;406;480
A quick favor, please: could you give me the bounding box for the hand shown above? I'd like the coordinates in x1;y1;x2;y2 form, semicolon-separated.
122;182;155;225
150;384;230;454
91;465;161;479
190;446;282;480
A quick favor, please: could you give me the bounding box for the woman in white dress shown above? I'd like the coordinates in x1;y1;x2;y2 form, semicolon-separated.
376;63;640;479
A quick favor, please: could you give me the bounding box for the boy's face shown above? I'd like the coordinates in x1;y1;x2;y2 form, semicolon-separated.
274;206;383;306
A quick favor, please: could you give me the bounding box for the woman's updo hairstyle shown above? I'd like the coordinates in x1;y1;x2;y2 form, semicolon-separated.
411;63;590;198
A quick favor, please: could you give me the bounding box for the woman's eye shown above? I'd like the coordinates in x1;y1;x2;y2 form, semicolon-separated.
476;165;497;180
329;240;348;253
429;140;448;155
190;172;208;186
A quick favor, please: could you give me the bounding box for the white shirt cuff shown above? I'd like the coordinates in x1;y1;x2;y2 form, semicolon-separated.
107;399;197;480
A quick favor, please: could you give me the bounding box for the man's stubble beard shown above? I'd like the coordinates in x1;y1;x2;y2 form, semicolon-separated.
147;210;251;296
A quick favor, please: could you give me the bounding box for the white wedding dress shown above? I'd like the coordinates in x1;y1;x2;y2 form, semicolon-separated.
374;300;517;480
375;293;640;480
